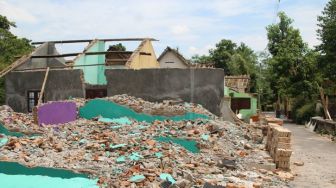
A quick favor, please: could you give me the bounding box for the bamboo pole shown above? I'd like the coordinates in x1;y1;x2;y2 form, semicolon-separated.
33;67;50;124
319;87;332;120
38;67;50;106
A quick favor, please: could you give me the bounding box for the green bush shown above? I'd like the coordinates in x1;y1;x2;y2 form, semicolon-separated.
295;102;316;124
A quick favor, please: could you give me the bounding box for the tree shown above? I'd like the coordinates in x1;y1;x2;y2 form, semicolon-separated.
0;15;33;104
0;16;15;30
266;12;307;97
209;39;236;71
192;39;259;92
317;0;336;82
257;52;276;110
191;54;211;64
266;12;320;122
209;40;257;77
107;43;126;51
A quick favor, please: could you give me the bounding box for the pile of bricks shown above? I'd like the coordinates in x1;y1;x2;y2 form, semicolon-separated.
266;125;292;170
265;117;284;126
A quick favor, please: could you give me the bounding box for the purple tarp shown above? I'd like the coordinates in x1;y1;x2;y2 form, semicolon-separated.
37;101;77;125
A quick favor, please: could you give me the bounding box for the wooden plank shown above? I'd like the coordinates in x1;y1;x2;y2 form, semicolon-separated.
32;38;158;45
37;67;50;106
11;64;97;72
319;87;332;120
31;51;134;58
0;55;30;78
33;67;49;124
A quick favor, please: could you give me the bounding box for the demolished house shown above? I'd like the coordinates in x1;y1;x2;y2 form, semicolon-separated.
1;38;224;115
0;38;296;188
2;38;159;113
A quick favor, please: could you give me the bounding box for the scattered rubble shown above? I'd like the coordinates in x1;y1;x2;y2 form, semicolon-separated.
0;95;291;187
293;161;304;166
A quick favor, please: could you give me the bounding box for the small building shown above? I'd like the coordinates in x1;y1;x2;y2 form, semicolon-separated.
224;75;257;121
158;47;191;68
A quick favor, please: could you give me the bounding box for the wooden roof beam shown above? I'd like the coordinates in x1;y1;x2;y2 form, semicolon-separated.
31;38;158;45
31;51;134;58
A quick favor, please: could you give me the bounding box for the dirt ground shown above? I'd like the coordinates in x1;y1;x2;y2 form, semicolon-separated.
284;123;336;188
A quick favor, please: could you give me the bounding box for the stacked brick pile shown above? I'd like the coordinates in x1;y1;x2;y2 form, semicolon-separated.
265;117;284;126
266;125;292;170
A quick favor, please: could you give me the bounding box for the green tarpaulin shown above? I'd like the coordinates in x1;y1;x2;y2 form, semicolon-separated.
79;99;208;123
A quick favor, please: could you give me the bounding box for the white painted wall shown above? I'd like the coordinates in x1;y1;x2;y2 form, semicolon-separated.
158;51;188;68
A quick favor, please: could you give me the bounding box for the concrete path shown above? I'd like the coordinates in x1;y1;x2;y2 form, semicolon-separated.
284;123;336;188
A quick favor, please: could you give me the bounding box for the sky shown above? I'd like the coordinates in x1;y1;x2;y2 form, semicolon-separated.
0;0;329;58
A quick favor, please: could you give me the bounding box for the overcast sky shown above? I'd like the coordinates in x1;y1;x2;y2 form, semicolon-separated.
0;0;329;58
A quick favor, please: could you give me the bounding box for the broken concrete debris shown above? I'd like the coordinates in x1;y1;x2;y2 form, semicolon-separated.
0;95;291;187
293;161;304;166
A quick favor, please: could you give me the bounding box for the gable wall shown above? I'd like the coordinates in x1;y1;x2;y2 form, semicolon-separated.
74;40;106;85
158;51;188;68
15;43;66;71
128;40;160;69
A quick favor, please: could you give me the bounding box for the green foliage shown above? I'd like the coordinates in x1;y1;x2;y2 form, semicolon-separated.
265;12;322;121
257;52;276;110
209;39;236;71
292;99;317;124
0;16;15;30
107;43;126;51
266;12;310;96
190;54;211;64
317;0;336;82
191;39;258;92
0;15;33;104
267;12;306;57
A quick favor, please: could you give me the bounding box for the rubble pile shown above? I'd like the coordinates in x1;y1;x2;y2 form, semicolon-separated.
107;94;214;117
0;105;43;135
0;95;292;187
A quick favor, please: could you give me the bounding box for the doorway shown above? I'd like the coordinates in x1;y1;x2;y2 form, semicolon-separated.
85;89;107;99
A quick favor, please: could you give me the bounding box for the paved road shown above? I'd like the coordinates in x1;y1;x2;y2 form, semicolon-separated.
284;123;336;188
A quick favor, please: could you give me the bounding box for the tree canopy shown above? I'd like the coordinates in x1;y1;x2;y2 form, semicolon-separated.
107;43;126;51
265;11;321;122
0;15;33;104
317;0;336;82
192;39;258;92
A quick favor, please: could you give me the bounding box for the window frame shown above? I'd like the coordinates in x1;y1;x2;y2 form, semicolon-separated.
27;90;43;112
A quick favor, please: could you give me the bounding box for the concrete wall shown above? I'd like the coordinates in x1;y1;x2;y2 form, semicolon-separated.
159;51;188;68
309;117;336;136
105;68;224;115
5;69;84;112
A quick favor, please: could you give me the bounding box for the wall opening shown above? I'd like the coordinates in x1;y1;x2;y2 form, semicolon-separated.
85;89;107;99
27;90;43;112
231;97;251;113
